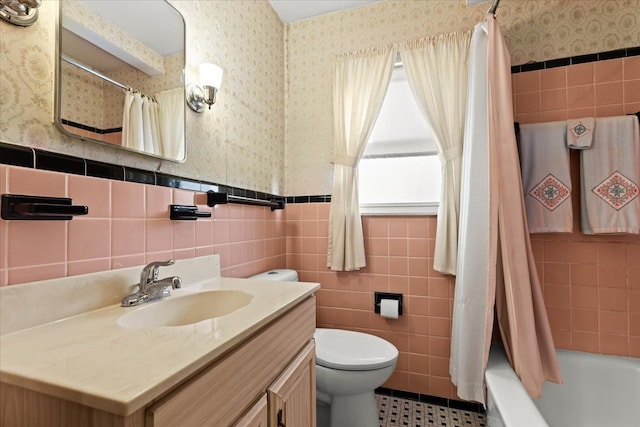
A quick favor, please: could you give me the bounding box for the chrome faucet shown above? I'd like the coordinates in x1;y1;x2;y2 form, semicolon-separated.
121;260;182;307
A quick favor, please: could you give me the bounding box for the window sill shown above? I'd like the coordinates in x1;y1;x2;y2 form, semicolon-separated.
359;202;439;216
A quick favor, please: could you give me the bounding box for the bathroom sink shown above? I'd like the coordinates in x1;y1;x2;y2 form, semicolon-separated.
117;290;253;328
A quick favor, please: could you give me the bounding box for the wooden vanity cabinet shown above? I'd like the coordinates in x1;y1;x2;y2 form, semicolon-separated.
234;340;315;427
0;296;316;427
268;340;316;427
233;394;268;427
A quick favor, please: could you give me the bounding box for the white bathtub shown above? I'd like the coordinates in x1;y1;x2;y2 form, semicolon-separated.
485;344;640;427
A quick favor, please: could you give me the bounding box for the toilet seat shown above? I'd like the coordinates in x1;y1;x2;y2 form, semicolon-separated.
314;328;398;371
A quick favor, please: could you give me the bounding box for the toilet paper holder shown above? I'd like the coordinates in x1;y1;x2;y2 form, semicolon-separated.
374;292;403;316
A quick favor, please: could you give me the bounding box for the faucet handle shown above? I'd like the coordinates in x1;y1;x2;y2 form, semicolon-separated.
140;260;175;285
145;260;175;269
170;276;182;289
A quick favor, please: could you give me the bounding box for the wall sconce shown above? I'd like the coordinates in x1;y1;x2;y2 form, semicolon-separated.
186;63;223;113
0;0;42;26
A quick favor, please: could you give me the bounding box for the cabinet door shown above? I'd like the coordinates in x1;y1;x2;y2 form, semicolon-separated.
267;341;316;427
234;394;268;427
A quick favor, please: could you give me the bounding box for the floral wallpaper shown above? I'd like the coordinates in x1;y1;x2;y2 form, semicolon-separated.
284;0;640;196
0;0;285;194
60;61;109;128
1;0;638;196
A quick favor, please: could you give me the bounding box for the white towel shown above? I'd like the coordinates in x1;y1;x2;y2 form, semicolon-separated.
520;121;573;233
581;115;640;234
567;117;594;150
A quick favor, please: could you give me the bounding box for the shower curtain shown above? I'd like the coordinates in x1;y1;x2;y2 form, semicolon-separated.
156;87;185;161
450;15;562;404
122;91;162;155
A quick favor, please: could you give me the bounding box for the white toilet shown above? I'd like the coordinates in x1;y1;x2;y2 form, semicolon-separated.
249;269;399;427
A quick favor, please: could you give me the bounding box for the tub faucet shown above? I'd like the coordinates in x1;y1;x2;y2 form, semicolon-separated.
121;260;182;307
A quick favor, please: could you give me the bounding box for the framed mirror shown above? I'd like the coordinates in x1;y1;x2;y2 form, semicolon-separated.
55;0;186;162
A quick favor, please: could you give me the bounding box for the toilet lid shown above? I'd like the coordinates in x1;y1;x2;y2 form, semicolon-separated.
314;328;398;371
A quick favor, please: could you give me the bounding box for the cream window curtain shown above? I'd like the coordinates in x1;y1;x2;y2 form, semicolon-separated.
400;31;471;275
327;46;395;271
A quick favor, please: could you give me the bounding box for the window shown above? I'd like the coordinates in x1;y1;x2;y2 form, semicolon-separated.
358;65;441;215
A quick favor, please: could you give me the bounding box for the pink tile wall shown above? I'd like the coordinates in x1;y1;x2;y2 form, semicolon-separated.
513;56;640;123
286;204;639;402
0;165;286;286
1;55;637;403
284;56;640;401
514;56;640;359
286;203;459;399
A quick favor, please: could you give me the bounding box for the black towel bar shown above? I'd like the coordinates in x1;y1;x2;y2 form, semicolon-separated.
1;194;88;220
205;190;285;211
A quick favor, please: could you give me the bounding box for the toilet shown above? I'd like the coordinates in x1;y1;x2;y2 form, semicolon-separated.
249;269;398;427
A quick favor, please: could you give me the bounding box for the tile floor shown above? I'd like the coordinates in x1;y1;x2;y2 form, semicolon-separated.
376;394;487;427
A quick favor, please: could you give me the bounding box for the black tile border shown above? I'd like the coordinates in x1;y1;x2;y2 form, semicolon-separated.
285;195;332;204
125;168;155;185
511;46;639;74
0;143;34;168
2;46;638;204
375;387;485;414
86;160;125;181
35;150;85;176
61;119;122;135
0;141;284;205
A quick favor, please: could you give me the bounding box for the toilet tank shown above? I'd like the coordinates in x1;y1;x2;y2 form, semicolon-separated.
249;269;298;282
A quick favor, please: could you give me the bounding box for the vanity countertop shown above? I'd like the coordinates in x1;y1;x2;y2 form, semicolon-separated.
0;277;319;416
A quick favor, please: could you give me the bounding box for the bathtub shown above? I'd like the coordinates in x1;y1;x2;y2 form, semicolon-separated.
485;344;640;427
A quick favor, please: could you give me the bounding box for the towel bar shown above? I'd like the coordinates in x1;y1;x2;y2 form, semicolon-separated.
205;190;285;211
169;204;212;220
1;194;88;220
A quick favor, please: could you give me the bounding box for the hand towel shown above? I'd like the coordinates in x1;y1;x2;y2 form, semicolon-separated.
567;117;594;150
520;121;573;233
581;115;640;234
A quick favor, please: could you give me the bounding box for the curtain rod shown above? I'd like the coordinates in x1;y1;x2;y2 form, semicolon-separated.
61;54;156;101
488;0;500;14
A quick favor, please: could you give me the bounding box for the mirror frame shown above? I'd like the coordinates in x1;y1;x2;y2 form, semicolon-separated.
54;0;187;163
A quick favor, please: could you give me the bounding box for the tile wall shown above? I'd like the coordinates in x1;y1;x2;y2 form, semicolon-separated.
0;164;286;286
61;122;123;147
285;54;640;400
513;55;640;124
286;204;458;398
512;55;640;358
1;53;638;404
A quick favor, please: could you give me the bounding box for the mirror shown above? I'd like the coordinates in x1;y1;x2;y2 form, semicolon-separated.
55;0;186;162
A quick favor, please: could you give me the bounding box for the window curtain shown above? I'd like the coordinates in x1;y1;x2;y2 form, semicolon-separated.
400;31;471;275
450;16;562;404
327;46;395;271
156;87;185;160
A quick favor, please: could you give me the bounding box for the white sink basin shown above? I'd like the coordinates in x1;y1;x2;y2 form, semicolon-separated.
117;290;253;328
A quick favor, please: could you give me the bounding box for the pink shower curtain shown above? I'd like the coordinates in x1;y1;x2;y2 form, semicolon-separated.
487;16;562;398
451;15;562;404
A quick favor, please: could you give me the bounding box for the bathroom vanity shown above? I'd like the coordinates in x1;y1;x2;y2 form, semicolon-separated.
0;255;319;427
